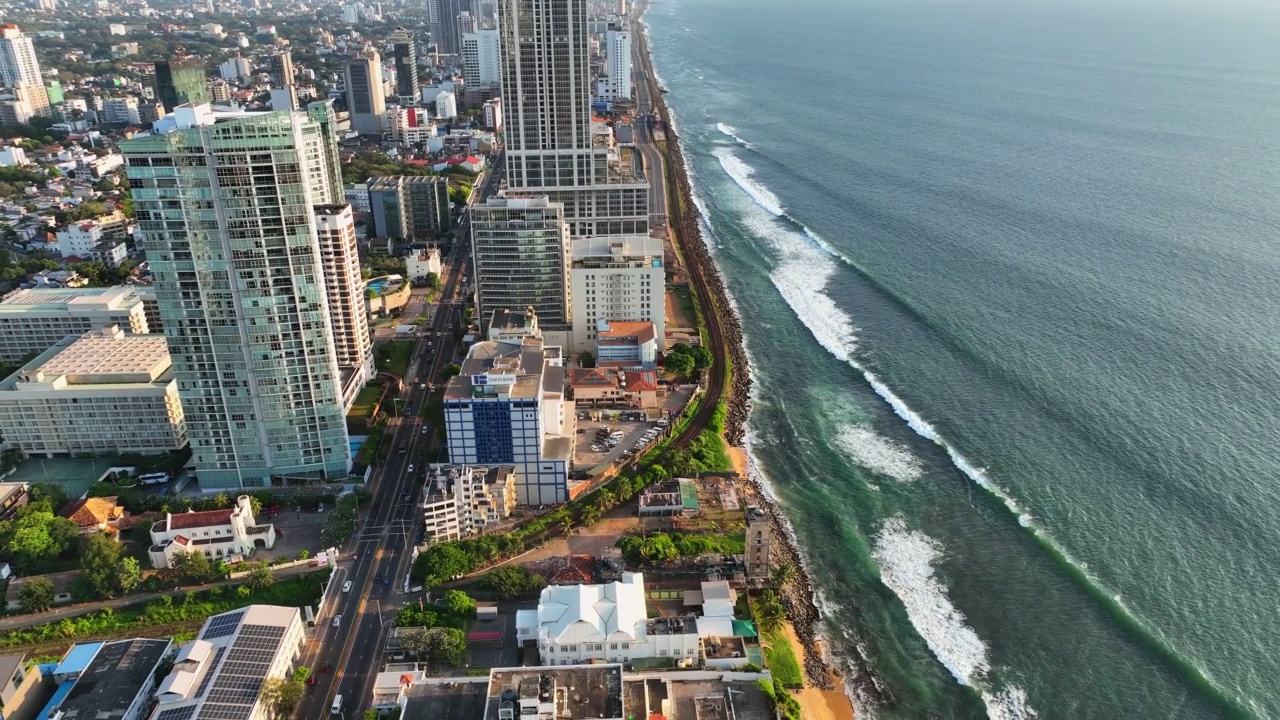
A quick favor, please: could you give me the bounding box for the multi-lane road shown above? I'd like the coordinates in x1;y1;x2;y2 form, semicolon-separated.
294;163;503;719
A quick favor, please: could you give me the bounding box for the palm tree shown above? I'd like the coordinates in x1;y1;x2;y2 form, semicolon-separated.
582;506;601;527
597;489;616;511
755;591;786;635
772;563;797;590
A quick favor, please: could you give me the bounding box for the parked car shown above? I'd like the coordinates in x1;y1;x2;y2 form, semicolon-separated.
342;580;352;593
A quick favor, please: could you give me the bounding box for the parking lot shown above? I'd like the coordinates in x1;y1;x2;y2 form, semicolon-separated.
572;413;672;469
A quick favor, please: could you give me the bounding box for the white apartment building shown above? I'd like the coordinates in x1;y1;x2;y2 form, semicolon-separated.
0;286;149;363
444;336;573;505
435;89;457;119
102;97;141;125
601;28;632;103
344;183;371;214
152;606;305;720
461;29;500;86
0;145;28;166
147;495;276;568
0;328;187;457
515;573;702;665
407;246;442;279
0;25;50;118
570;235;664;353
57;220;105;258
86;238;128;268
383;106;436;145
420;465;517;544
314;204;374;406
218;55;250;81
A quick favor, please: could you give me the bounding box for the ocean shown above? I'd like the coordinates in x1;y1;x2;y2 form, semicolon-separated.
642;0;1280;717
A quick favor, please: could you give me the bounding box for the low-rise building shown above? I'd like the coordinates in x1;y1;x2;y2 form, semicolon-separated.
86;238;128;267
637;479;698;518
515;573;701;665
0;146;28;166
0;482;29;522
151;606;305;720
483;665;624;720
0;328;186;457
0;286;149;363
595;320;657;369
43;638;170;720
420;465;517;544
56;220;105;258
61;495;128;536
406;246;442;280
147;495;276;569
0;653;48;720
567;367;661;408
487;308;541;343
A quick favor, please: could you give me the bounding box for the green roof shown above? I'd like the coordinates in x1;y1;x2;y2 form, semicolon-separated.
680;479;699;510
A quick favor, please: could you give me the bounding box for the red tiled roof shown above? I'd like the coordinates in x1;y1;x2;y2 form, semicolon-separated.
598;320;655;345
623;370;659;392
168;508;234;530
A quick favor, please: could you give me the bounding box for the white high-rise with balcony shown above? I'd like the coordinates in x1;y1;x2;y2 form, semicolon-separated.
569;235;664;353
0;25;50;117
122;102;353;489
461;29;500;86
602;28;632;102
314;203;374;406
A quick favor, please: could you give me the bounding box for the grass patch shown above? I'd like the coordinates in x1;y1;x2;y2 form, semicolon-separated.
666;283;699;329
0;571;330;651
761;628;804;688
348;384;384;419
376;339;416;378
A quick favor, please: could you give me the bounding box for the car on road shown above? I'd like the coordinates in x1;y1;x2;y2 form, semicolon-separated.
342;580;352;593
374;574;382;584
407;464;415;473
332;615;342;627
421;426;428;434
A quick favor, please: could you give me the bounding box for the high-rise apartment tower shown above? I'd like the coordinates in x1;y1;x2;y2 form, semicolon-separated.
121;102;358;489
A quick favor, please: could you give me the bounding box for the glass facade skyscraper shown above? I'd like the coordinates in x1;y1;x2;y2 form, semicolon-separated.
122;103;353;489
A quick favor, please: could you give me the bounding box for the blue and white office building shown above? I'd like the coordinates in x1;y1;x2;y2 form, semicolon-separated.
444;336;573;505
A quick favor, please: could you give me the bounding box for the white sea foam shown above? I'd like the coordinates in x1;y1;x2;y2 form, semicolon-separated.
873;517;1038;718
713;147;785;216
715;122;755;148
835;426;924;482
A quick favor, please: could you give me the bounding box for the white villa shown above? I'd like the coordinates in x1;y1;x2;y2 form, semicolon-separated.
147;495;277;569
515;573;702;666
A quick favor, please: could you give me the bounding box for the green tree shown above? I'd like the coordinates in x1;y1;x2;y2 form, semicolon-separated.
663;351;695;377
424;271;441;290
411;543;473;587
422;627;467;670
18;577;55;613
482;565;546;600
772;563;796;590
577;351;595;368
28;482;68;512
689;345;713;370
581;505;601;527
441;363;461;380
117;556;142;594
0;504;80;574
292;666;311;682
755;590;786;635
169;550;214;583
258;677;304;719
81;531;125;599
246;562;276;591
441;589;476;618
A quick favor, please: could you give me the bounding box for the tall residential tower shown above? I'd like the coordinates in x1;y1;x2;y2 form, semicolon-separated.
122;103;362;489
345;48;386;135
0;25;50;116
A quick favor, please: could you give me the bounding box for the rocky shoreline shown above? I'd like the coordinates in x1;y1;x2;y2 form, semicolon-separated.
636;7;888;709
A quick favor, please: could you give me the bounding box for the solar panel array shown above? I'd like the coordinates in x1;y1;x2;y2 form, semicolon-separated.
194;646;227;699
196;624;287;720
200;611;246;641
155;706;198;720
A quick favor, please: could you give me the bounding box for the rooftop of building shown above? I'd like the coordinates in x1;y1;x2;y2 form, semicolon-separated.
18;330;169;384
646;614;698;636
597;320;656;346
446;336;560;401
53;638;170;719
0;654;23;686
484;665;624;720
0;481;27;504
62;495;125;529
0;285;142;314
488;307;534;332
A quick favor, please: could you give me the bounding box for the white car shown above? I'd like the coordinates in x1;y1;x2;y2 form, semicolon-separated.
342;580;352;593
407;464;415;473
332;615;342;628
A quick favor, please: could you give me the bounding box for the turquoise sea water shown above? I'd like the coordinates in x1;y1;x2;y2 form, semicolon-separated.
645;0;1280;717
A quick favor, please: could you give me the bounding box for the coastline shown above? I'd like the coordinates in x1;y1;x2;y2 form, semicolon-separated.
634;5;867;716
